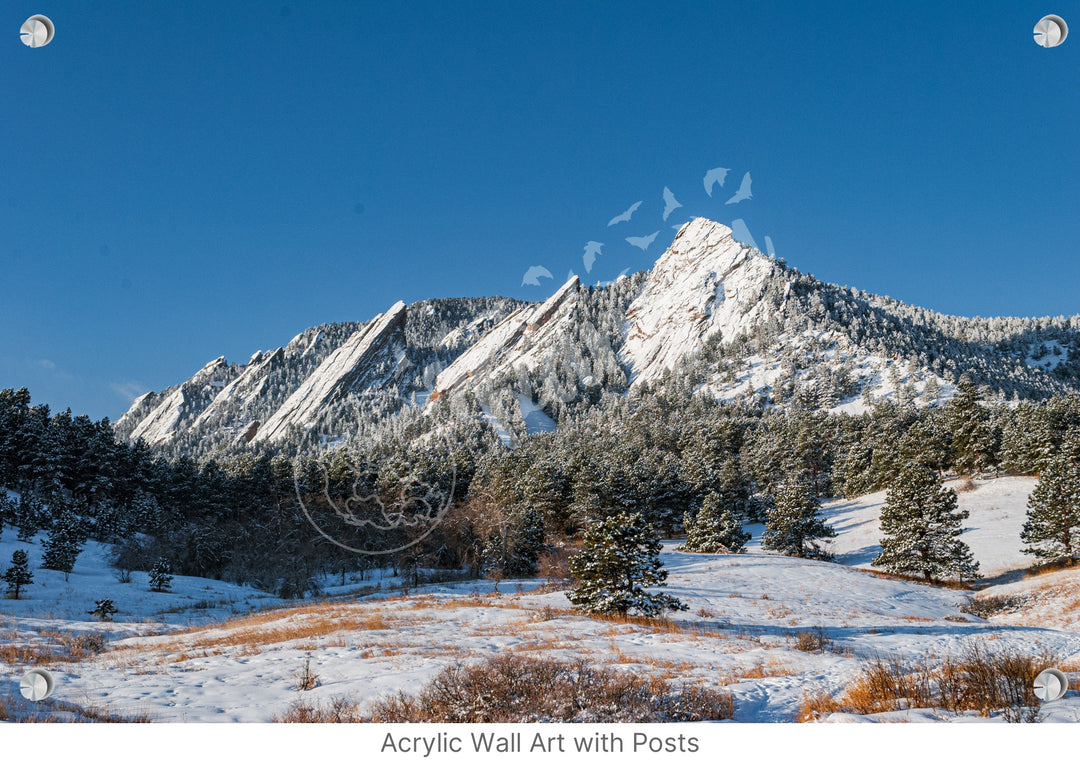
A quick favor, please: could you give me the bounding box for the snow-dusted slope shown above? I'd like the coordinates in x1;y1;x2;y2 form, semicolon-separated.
254;301;408;444
116;297;523;454
189;348;284;442
431;275;580;400
128;356;236;446
817;476;1037;576
621;218;780;386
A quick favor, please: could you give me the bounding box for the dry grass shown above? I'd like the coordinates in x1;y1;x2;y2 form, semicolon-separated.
7;698;155;723
584;611;729;640
119;606;400;657
0;631;108;666
797;691;842;722
718;656;798;684
800;645;1058;722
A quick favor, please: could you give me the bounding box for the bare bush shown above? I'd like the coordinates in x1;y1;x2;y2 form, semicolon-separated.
794;627;831;654
68;633;106;659
293;655;320;691
936;642;1051;721
367;653;734;723
274;695;361;723
955;478;978;493
961;595;1026;619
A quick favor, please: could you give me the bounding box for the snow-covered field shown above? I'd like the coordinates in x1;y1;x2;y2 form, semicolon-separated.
819;476;1037;577
2;475;1079;723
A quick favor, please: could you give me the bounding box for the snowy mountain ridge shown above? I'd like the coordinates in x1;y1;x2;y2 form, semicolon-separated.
116;218;1080;456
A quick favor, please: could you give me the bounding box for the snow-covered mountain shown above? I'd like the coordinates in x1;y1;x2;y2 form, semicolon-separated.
114;297;524;456
117;218;1080;455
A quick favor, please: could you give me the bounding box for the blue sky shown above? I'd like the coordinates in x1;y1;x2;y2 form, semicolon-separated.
2;1;1078;420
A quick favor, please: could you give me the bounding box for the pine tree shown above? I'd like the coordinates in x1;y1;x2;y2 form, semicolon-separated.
1021;458;1080;565
945;377;997;474
89;598;118;621
2;549;33;599
872;463;980;583
761;480;835;559
567;511;687;617
148;557;173;592
0;492;15;531
41;507;86;575
680;492;750;554
15;494;46;542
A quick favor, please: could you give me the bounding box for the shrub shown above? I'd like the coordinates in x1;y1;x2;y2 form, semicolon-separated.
794;627;831;654
294;655;319;691
961;594;1026;619
89;598;119;621
274;696;361;723
811;646;1055;722
367;654;734;723
69;632;107;658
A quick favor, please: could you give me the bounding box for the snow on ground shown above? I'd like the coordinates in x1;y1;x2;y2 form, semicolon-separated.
815;476;1037;577
518;394;557;434
3;475;1080;723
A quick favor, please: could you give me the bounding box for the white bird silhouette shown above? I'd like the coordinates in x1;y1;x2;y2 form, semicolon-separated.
521;265;554;286
662;187;682;222
607;201;643;226
725;172;752;205
703;167;730;196
626;232;659;251
583;241;603;273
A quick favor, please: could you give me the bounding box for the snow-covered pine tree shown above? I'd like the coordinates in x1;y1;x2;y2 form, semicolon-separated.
566;511;686;617
148;557;173;592
41;507;86;575
872;463;980;583
0;492;15;531
680;492;750;553
2;549;33;599
1021;457;1080;565
761;480;835;559
89;598;118;621
945;376;997;474
15;493;45;543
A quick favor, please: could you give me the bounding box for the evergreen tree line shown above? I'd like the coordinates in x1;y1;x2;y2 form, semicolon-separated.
4;370;1080;598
